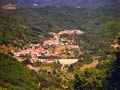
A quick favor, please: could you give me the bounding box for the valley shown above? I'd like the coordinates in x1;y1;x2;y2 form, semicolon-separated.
13;30;83;62
0;1;120;90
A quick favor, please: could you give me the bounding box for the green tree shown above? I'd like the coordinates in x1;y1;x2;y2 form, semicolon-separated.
0;53;38;90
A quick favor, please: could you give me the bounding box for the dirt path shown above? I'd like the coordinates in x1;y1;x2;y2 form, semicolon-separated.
80;57;99;71
61;64;65;71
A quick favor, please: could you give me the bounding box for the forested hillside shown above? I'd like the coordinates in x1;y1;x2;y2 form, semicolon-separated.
0;13;51;47
0;53;38;90
0;6;119;58
74;32;120;90
0;3;120;90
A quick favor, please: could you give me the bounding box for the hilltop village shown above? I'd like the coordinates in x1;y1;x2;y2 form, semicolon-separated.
1;3;16;10
13;30;84;66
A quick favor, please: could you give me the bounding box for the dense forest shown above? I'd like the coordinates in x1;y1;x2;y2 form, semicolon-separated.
0;3;120;90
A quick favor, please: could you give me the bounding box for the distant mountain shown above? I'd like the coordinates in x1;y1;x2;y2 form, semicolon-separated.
42;0;119;7
0;0;119;8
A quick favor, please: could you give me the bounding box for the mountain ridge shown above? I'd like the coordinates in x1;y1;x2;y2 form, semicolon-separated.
0;0;119;8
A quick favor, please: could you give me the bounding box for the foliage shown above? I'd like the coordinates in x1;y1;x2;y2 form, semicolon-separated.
73;33;120;90
0;4;120;90
106;32;120;90
0;53;38;90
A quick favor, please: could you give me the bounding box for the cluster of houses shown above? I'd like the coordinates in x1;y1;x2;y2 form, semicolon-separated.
1;3;16;10
43;32;59;46
13;30;83;64
111;44;120;49
43;30;83;46
58;30;84;35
